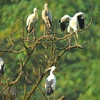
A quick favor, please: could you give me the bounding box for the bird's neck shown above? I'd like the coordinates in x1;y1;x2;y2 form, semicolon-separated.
50;71;54;76
34;13;38;19
45;7;48;11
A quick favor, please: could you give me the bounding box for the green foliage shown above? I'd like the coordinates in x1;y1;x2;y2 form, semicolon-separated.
0;0;100;100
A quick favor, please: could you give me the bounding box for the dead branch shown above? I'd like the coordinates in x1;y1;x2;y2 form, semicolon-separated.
58;96;65;100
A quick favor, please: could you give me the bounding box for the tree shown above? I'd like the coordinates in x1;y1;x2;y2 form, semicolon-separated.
0;0;100;100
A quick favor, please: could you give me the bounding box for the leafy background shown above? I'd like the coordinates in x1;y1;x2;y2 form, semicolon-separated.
0;0;100;100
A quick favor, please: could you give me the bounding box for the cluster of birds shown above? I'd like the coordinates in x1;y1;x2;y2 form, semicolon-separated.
0;3;85;97
26;3;85;45
26;2;85;96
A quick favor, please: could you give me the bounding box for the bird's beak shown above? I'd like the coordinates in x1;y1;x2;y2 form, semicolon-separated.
45;67;51;72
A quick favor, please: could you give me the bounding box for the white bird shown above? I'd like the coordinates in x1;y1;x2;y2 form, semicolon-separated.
26;8;38;38
68;12;84;38
59;12;85;45
0;57;4;76
45;66;56;96
42;3;52;33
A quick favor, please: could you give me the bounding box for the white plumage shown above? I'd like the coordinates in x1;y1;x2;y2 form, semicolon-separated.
26;8;38;37
68;12;84;39
59;15;71;31
45;66;56;95
42;3;52;31
59;12;84;45
0;57;4;75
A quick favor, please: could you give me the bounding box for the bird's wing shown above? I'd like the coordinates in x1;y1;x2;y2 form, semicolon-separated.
45;79;54;95
0;60;4;68
48;10;52;25
0;60;4;75
51;77;56;90
45;79;53;87
26;14;36;33
60;22;66;31
26;14;31;26
42;10;46;21
77;15;84;29
26;14;35;26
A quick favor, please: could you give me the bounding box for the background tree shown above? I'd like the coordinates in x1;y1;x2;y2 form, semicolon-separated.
0;0;100;100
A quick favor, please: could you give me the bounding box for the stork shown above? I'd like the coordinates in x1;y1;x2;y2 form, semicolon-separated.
26;8;38;39
0;57;4;76
59;12;85;46
45;66;56;96
42;3;52;34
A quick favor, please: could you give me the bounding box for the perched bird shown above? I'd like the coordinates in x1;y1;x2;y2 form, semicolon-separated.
0;57;4;76
67;12;84;39
42;3;52;33
26;8;38;38
45;66;56;96
59;12;84;45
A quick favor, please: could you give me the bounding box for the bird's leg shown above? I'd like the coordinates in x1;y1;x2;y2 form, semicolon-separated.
66;34;72;50
32;28;36;40
69;35;72;49
44;24;46;35
74;32;82;48
27;33;29;41
53;91;56;100
75;31;78;39
74;33;78;47
48;96;50;100
46;24;49;34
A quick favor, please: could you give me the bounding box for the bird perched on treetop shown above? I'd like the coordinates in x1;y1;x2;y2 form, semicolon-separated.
26;8;38;38
0;57;5;76
45;66;56;96
42;3;52;33
59;12;85;45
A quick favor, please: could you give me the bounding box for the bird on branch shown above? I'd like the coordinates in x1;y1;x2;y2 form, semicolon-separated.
26;8;38;39
45;66;56;97
59;12;85;46
42;3;52;34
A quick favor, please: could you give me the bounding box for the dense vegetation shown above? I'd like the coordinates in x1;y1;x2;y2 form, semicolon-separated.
0;0;100;100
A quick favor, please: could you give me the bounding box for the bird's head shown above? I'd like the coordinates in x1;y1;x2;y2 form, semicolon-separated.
33;8;38;19
51;66;56;71
45;66;56;73
44;3;48;10
33;8;37;13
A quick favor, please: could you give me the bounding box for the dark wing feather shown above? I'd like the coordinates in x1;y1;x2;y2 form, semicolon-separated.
48;10;52;27
46;79;54;95
60;22;66;31
0;63;4;75
78;16;84;29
